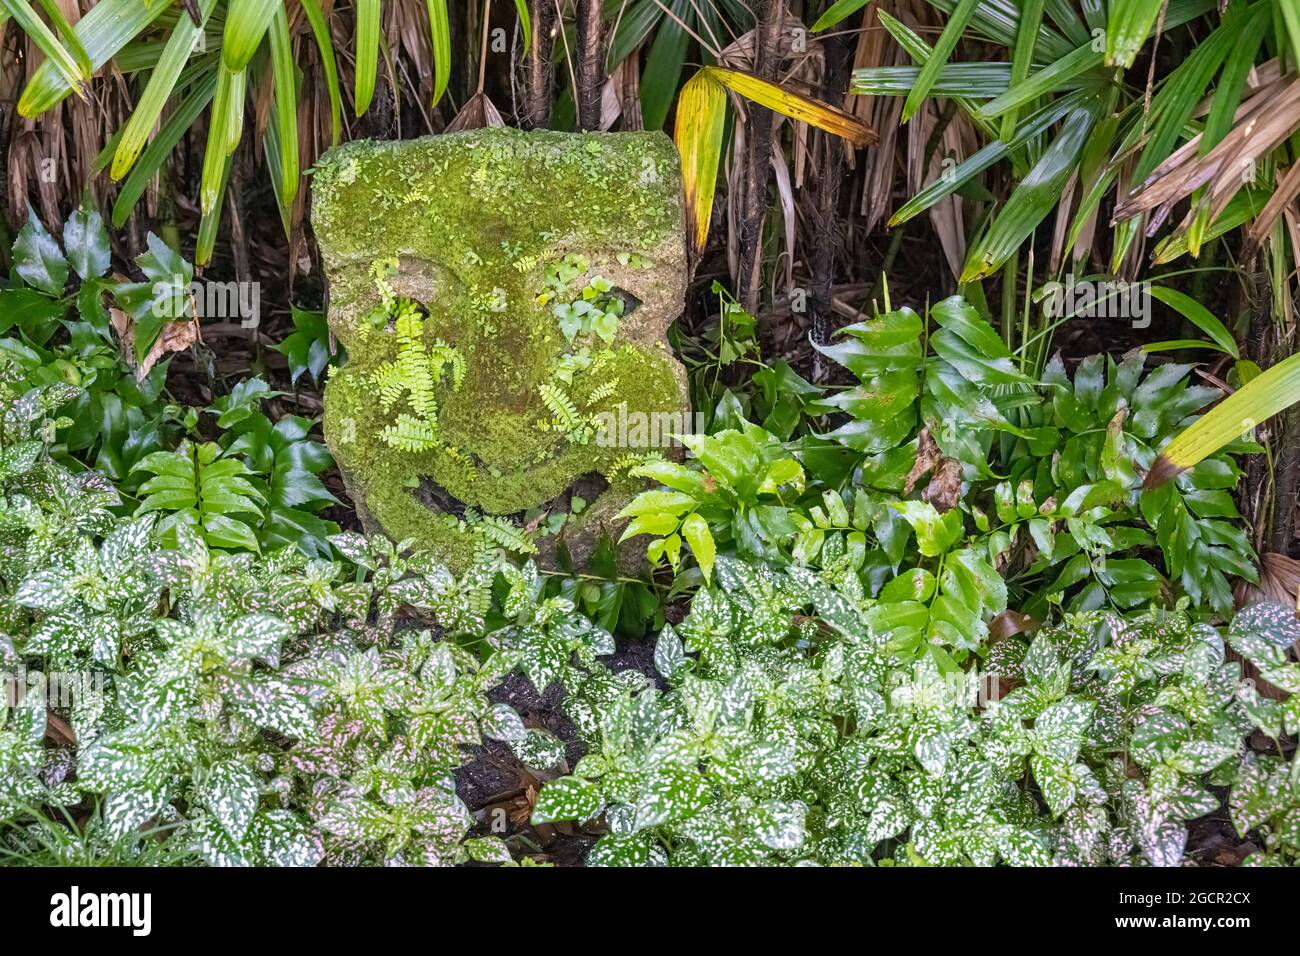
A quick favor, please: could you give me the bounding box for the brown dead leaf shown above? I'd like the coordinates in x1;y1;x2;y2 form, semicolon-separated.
108;306;130;341
1234;551;1300;613
1113;74;1300;248
1243;163;1300;261
510;785;538;829
921;457;963;513
111;306;200;382
905;427;962;511
903;427;940;495
1214;842;1258;867
45;710;76;746
111;306;201;381
989;609;1041;641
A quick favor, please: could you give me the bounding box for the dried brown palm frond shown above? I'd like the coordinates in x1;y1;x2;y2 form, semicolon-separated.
448;0;504;132
1049;170;1078;273
771;130;795;296
1235;551;1300;612
392;0;436;114
608;55;641;131
1113;75;1300;244
11;55;137;255
851;1;906;233
905;96;964;280
894;3;974;286
1284;204;1300;333
717;11;807;71
5;0;474;275
849;0;969;276
716;12;826;160
596;74;621;130
446;89;505;130
1063;165;1103;272
1243;162;1300;261
711;10;863;303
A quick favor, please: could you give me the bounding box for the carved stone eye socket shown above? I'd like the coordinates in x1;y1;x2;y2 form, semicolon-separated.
610;287;642;318
389;256;442;302
414;477;466;518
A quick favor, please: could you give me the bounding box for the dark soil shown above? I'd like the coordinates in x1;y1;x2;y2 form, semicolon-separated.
1186;805;1261;867
455;639;661;866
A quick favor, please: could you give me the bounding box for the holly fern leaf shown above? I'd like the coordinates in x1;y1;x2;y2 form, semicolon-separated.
133;441;266;552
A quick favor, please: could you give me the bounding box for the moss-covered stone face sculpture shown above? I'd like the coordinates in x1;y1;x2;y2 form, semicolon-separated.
313;128;689;570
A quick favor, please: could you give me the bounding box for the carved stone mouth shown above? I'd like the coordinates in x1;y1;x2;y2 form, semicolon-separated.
414;471;610;523
414;477;467;517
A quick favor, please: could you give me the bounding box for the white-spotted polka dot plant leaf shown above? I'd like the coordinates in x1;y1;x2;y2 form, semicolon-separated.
4;370;1300;867
531;558;1300;865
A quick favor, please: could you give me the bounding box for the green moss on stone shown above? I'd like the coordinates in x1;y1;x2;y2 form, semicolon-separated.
314;129;690;569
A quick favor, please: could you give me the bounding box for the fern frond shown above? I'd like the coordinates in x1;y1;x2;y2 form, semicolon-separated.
610;451;664;477
461;580;493;622
394;301;424;342
467;530;498;565
429;341;466;390
585;378;619;405
475;515;538;555
371;257;399;310
371;362;407;412
365;283;464;454
379;413;439;452
538;382;582;433
400;354;439;420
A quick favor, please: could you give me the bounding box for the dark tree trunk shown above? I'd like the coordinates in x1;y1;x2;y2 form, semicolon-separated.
1271;407;1300;553
737;0;783;314
519;0;556;129
449;0;473;107
809;26;854;383
576;0;605;131
1241;268;1300;554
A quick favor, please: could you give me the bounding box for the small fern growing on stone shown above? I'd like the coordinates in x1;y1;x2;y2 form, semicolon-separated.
537;381;588;441
535;379;619;446
462;510;538;556
534;348;621;446
371;301;463;453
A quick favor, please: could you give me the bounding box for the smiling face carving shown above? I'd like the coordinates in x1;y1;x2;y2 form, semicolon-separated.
313;129;690;569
